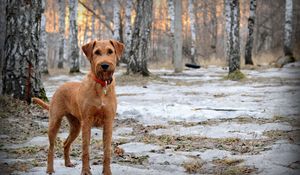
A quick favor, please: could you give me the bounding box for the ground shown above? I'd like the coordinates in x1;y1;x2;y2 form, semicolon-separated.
0;62;300;175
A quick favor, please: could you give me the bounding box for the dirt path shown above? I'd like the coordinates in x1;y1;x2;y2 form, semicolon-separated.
1;63;300;174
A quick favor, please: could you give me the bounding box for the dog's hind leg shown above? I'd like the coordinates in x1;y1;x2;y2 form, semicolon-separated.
63;115;81;167
47;113;63;174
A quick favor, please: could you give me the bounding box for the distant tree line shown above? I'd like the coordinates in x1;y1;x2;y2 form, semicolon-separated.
0;0;299;102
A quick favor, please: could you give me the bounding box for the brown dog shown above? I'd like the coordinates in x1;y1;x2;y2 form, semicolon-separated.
33;39;124;175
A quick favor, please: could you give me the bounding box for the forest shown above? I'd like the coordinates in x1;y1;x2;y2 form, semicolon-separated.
0;0;300;174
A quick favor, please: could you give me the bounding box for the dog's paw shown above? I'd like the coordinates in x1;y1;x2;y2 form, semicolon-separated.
81;169;92;175
65;161;77;167
46;169;55;174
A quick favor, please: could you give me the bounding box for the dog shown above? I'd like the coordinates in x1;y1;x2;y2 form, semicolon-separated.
33;39;124;175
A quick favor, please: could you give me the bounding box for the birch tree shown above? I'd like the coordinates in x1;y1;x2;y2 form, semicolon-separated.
124;0;133;63
174;0;183;73
244;0;256;65
168;0;175;63
2;0;47;102
113;0;121;41
188;0;197;64
225;0;243;79
127;0;153;76
224;0;231;62
284;0;293;57
69;0;80;73
91;0;97;40
58;0;66;69
0;0;6;94
39;0;48;74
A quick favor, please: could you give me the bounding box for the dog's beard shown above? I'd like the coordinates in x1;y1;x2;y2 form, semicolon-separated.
96;71;114;81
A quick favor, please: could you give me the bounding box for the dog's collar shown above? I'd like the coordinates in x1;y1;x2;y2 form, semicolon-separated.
91;74;113;87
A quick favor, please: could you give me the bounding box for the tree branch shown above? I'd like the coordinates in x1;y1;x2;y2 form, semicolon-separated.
78;0;113;33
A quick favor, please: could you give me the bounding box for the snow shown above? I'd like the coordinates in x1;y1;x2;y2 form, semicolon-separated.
119;142;162;154
13;63;300;174
150;122;293;139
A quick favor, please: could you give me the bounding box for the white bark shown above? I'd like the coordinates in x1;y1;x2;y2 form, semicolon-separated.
127;0;152;76
168;0;175;35
69;0;80;73
224;0;231;62
168;0;175;63
174;0;182;73
124;0;133;63
188;0;197;64
39;0;48;74
3;0;46;102
91;0;97;40
284;0;293;56
113;0;121;41
58;0;66;68
229;0;240;73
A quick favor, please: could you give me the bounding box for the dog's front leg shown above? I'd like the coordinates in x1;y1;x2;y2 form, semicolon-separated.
102;117;113;175
81;121;92;175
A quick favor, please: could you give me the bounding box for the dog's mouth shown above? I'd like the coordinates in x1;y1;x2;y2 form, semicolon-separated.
96;70;114;82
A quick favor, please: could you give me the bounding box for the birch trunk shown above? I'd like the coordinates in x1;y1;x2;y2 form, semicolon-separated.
58;0;66;69
0;0;6;94
127;0;152;76
284;0;293;56
168;0;175;63
69;0;80;73
39;0;48;74
227;0;241;73
2;0;47;102
244;0;256;65
188;0;197;64
124;0;133;63
113;0;121;41
230;0;241;72
91;0;97;40
174;0;183;73
224;0;231;62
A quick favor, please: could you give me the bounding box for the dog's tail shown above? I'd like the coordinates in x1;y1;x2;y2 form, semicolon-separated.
32;97;49;111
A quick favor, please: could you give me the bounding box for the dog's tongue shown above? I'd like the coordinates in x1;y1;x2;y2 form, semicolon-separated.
103;71;113;81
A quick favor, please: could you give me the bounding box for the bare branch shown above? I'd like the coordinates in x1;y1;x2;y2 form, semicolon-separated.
78;0;113;33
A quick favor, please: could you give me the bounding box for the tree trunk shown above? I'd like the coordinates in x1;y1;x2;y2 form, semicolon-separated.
188;0;197;64
127;0;153;76
2;0;47;103
39;0;48;74
124;0;133;64
224;0;231;63
113;0;121;41
211;0;217;54
244;0;256;65
284;0;293;56
58;0;66;69
91;0;97;40
168;0;175;64
0;0;6;94
69;0;80;73
226;0;241;73
174;0;183;73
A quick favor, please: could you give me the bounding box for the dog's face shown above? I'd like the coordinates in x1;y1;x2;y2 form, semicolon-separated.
82;39;124;81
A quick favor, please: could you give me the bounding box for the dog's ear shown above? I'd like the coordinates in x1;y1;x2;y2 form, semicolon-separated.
82;40;96;60
110;39;125;60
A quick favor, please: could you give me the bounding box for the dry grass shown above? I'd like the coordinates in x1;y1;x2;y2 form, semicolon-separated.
182;158;204;174
213;158;244;166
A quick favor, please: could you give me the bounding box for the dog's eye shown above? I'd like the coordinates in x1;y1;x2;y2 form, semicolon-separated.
107;49;113;55
94;50;102;56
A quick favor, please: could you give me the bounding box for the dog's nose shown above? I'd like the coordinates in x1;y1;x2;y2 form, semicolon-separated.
101;63;109;70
